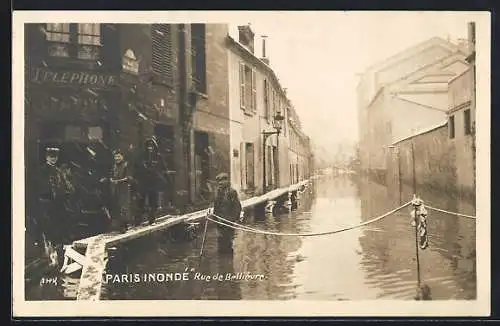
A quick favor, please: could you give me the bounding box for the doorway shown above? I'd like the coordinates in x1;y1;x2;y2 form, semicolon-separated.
194;131;210;202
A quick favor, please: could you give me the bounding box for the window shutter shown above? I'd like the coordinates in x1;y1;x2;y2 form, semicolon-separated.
240;141;246;188
239;62;246;110
152;24;173;84
271;89;276;118
251;69;257;113
263;79;269;120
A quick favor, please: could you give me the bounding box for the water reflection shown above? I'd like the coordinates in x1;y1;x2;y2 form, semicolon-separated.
26;174;476;301
357;176;476;300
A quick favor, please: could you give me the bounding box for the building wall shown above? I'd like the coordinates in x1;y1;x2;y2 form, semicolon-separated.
359;89;390;174
448;67;475;197
191;24;231;188
389;125;458;196
227;48;244;195
227;45;265;197
358;42;468;185
227;35;311;197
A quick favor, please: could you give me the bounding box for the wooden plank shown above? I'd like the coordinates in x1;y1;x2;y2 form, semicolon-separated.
64;246;87;266
103;215;187;248
64;262;82;275
76;239;107;301
70;180;309;253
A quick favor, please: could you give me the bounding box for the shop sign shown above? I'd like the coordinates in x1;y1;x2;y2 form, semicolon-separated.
30;67;117;88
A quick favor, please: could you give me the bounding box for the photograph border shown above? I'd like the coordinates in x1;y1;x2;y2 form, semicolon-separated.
12;10;492;317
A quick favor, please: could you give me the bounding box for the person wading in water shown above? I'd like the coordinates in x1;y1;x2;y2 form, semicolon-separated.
212;173;242;254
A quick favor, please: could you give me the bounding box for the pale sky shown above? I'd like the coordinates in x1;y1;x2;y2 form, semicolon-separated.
226;12;475;160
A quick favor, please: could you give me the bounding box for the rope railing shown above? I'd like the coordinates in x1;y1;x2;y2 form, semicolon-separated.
425;205;476;220
205;198;476;238
207;201;412;237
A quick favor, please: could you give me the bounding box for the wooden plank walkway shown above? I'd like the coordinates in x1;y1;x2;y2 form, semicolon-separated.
75;237;107;301
68;180;309;301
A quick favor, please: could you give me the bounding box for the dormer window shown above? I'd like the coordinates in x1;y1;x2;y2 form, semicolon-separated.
122;49;139;74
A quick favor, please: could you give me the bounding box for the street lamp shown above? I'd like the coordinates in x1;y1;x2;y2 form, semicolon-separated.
262;112;285;192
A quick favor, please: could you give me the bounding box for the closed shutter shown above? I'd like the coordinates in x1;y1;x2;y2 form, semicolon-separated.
264;79;269;120
239;62;246;110
251;69;257;113
151;24;173;84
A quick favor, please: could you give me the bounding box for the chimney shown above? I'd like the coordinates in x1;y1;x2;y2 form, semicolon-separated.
468;21;476;45
238;24;255;54
261;35;270;65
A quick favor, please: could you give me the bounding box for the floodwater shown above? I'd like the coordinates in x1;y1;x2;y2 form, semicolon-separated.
26;174;476;301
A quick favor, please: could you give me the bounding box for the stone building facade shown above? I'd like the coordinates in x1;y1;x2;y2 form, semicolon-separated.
357;36;470;184
226;25;312;198
24;23;231;221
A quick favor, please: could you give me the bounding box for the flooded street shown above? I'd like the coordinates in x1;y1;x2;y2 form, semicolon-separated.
27;174;476;301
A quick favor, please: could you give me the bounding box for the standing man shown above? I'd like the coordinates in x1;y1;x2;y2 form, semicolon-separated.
135;137;167;225
212;172;242;254
101;148;132;233
37;147;68;266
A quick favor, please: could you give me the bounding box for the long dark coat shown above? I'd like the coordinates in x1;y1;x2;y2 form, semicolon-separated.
213;187;242;252
37;163;70;244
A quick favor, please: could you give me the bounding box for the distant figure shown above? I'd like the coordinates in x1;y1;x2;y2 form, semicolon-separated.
101;149;132;233
212;173;242;254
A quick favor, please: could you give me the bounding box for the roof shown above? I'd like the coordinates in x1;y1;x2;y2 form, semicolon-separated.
226;35;288;100
391;120;448;145
363;37;465;75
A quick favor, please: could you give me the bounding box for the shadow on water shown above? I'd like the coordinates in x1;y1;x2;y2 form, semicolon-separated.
26;174;476;300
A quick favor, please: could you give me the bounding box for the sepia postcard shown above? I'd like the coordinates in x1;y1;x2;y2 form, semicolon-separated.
12;10;491;317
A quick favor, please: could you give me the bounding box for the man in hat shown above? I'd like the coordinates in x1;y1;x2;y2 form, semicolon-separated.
37;146;67;266
212;172;242;254
101;148;133;233
135;137;167;225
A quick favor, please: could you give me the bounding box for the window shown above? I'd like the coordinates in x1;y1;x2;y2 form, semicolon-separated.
88;126;103;141
46;23;71;57
449;115;455;139
239;63;246;110
77;24;101;60
464;109;471;135
385;122;392;134
270;88;275;118
264;79;270;120
191;24;207;94
152;24;173;84
46;23;70;42
251;69;257;113
45;23;101;59
239;62;256;114
277;95;281;117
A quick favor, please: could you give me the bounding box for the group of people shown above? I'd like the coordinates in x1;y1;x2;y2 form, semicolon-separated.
33;137;170;265
32;135;244;266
